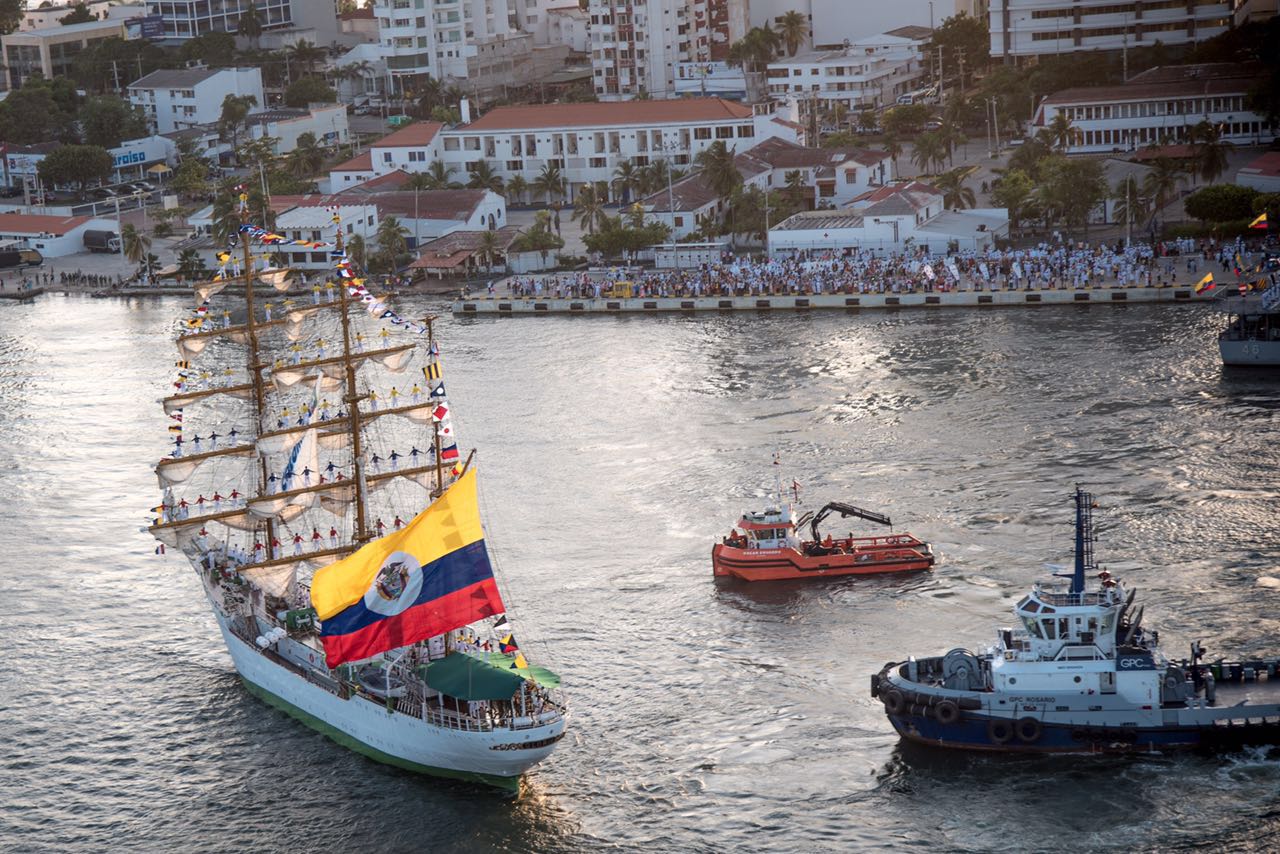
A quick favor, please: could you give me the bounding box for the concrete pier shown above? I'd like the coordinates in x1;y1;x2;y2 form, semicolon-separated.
454;285;1212;316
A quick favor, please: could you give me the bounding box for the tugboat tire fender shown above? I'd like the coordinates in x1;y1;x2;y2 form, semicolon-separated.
987;718;1014;744
883;689;906;715
935;700;960;725
1015;717;1043;743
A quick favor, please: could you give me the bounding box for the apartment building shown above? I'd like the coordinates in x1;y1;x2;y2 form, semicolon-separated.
143;0;292;39
329;98;801;202
587;0;715;100
128;67;265;134
1031;63;1276;154
989;0;1232;63
751;0;950;49
765;29;931;114
1;18;127;90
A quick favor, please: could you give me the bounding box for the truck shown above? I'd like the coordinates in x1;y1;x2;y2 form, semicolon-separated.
84;230;121;253
0;247;43;269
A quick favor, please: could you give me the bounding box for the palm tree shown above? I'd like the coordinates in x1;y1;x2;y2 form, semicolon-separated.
467;160;504;192
939;121;967;169
121;223;151;271
346;233;366;268
1046;112;1081;152
882;131;902;176
285;132;325;178
783;169;807;208
911;132;946;175
694;140;741;198
1189;120;1228;185
727;25;781;99
934;168;976;210
476;228;503;273
505;174;528;206
421;159;459;190
237;2;263;51
571;183;608;235
176;248;207;281
531;162;565;205
416;75;444;115
611;160;642;203
218;93;258;153
777;10;808;57
1112;175;1151;235
287;40;326;76
1142;158;1185;218
375;216;409;268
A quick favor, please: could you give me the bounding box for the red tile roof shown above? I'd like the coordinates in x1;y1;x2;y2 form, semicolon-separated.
372;121;445;149
1239;151;1280;179
462;98;754;131
331;151;372;172
0;213;90;236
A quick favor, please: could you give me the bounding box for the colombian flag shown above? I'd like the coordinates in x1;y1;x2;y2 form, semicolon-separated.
1250;212;1268;230
310;469;505;667
1195;273;1215;294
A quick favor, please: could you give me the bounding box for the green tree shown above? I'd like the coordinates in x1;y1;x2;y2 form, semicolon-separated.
777;10;808;57
934;168;976;210
512;211;565;266
346;233;367;268
882;104;930;137
1189;120;1229;185
37;144;112;191
179;31;236;67
238;2;264;50
1142;158;1185;216
881;131;903;174
1184;185;1259;223
476;227;503;272
990;168;1037;231
70;36;167;94
286;40;327;76
911;131;946;175
928;13;990;78
59;3;94;24
375;216;409;270
80;96;148;148
218;93;258;152
505;174;528;205
284;76;336;108
0;0;22;35
727;25;781;97
1112;175;1151;231
611;159;643;203
419;159;459;190
121;223;151;266
570;183;608;235
0;77;80;144
1044;112;1081;152
284;132;325;178
176;248;209;281
531;162;565;205
1038;156;1107;233
466;160;504;192
694;140;741;198
170;157;210;199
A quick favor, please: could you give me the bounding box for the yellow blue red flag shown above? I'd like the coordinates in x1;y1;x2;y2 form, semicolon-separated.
310;468;504;666
1250;212;1268;230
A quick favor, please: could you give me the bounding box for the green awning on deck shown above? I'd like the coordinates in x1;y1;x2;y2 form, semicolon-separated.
423;652;561;701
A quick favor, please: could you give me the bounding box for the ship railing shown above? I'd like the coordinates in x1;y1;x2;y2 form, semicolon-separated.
1035;589;1119;607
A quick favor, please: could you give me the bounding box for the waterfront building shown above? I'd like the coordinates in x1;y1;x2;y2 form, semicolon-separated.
128;67;265;135
642;136;895;238
764;28;932;116
768;180;1009;254
1;18;127;90
328;98;800;203
1031;63;1277;154
989;0;1231;64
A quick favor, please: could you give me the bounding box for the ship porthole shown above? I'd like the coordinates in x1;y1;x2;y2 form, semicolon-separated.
1073;676;1081;683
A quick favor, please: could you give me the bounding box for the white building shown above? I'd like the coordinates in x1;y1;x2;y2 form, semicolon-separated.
0;213;120;257
674;61;748;98
765;29;931;115
989;0;1231;64
769;180;1009;254
128;67;265;135
328;98;801;204
1;18;128;90
143;0;292;40
643;136;896;238
1031;63;1277;155
751;0;954;49
246;105;350;154
587;0;715;100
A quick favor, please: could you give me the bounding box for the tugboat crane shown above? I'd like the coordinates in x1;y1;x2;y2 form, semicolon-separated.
796;502;892;543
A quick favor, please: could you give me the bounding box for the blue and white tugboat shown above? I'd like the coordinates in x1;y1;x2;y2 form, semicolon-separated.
871;488;1280;753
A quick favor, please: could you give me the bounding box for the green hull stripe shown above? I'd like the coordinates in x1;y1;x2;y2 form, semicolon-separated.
238;675;520;793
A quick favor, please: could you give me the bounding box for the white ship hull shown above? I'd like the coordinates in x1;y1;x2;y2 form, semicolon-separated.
211;610;566;791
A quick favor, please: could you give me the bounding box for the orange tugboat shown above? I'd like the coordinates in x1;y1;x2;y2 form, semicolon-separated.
713;499;934;582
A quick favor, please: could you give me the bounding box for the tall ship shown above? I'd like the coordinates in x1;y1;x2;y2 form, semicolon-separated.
871;488;1280;753
148;196;565;791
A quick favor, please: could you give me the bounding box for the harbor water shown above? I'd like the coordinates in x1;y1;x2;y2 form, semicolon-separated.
3;295;1280;852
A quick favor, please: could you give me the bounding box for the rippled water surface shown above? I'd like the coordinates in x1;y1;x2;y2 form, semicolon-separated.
4;296;1280;853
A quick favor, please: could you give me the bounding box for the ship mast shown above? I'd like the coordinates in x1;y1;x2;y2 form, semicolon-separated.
239;192;274;552
332;217;372;542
